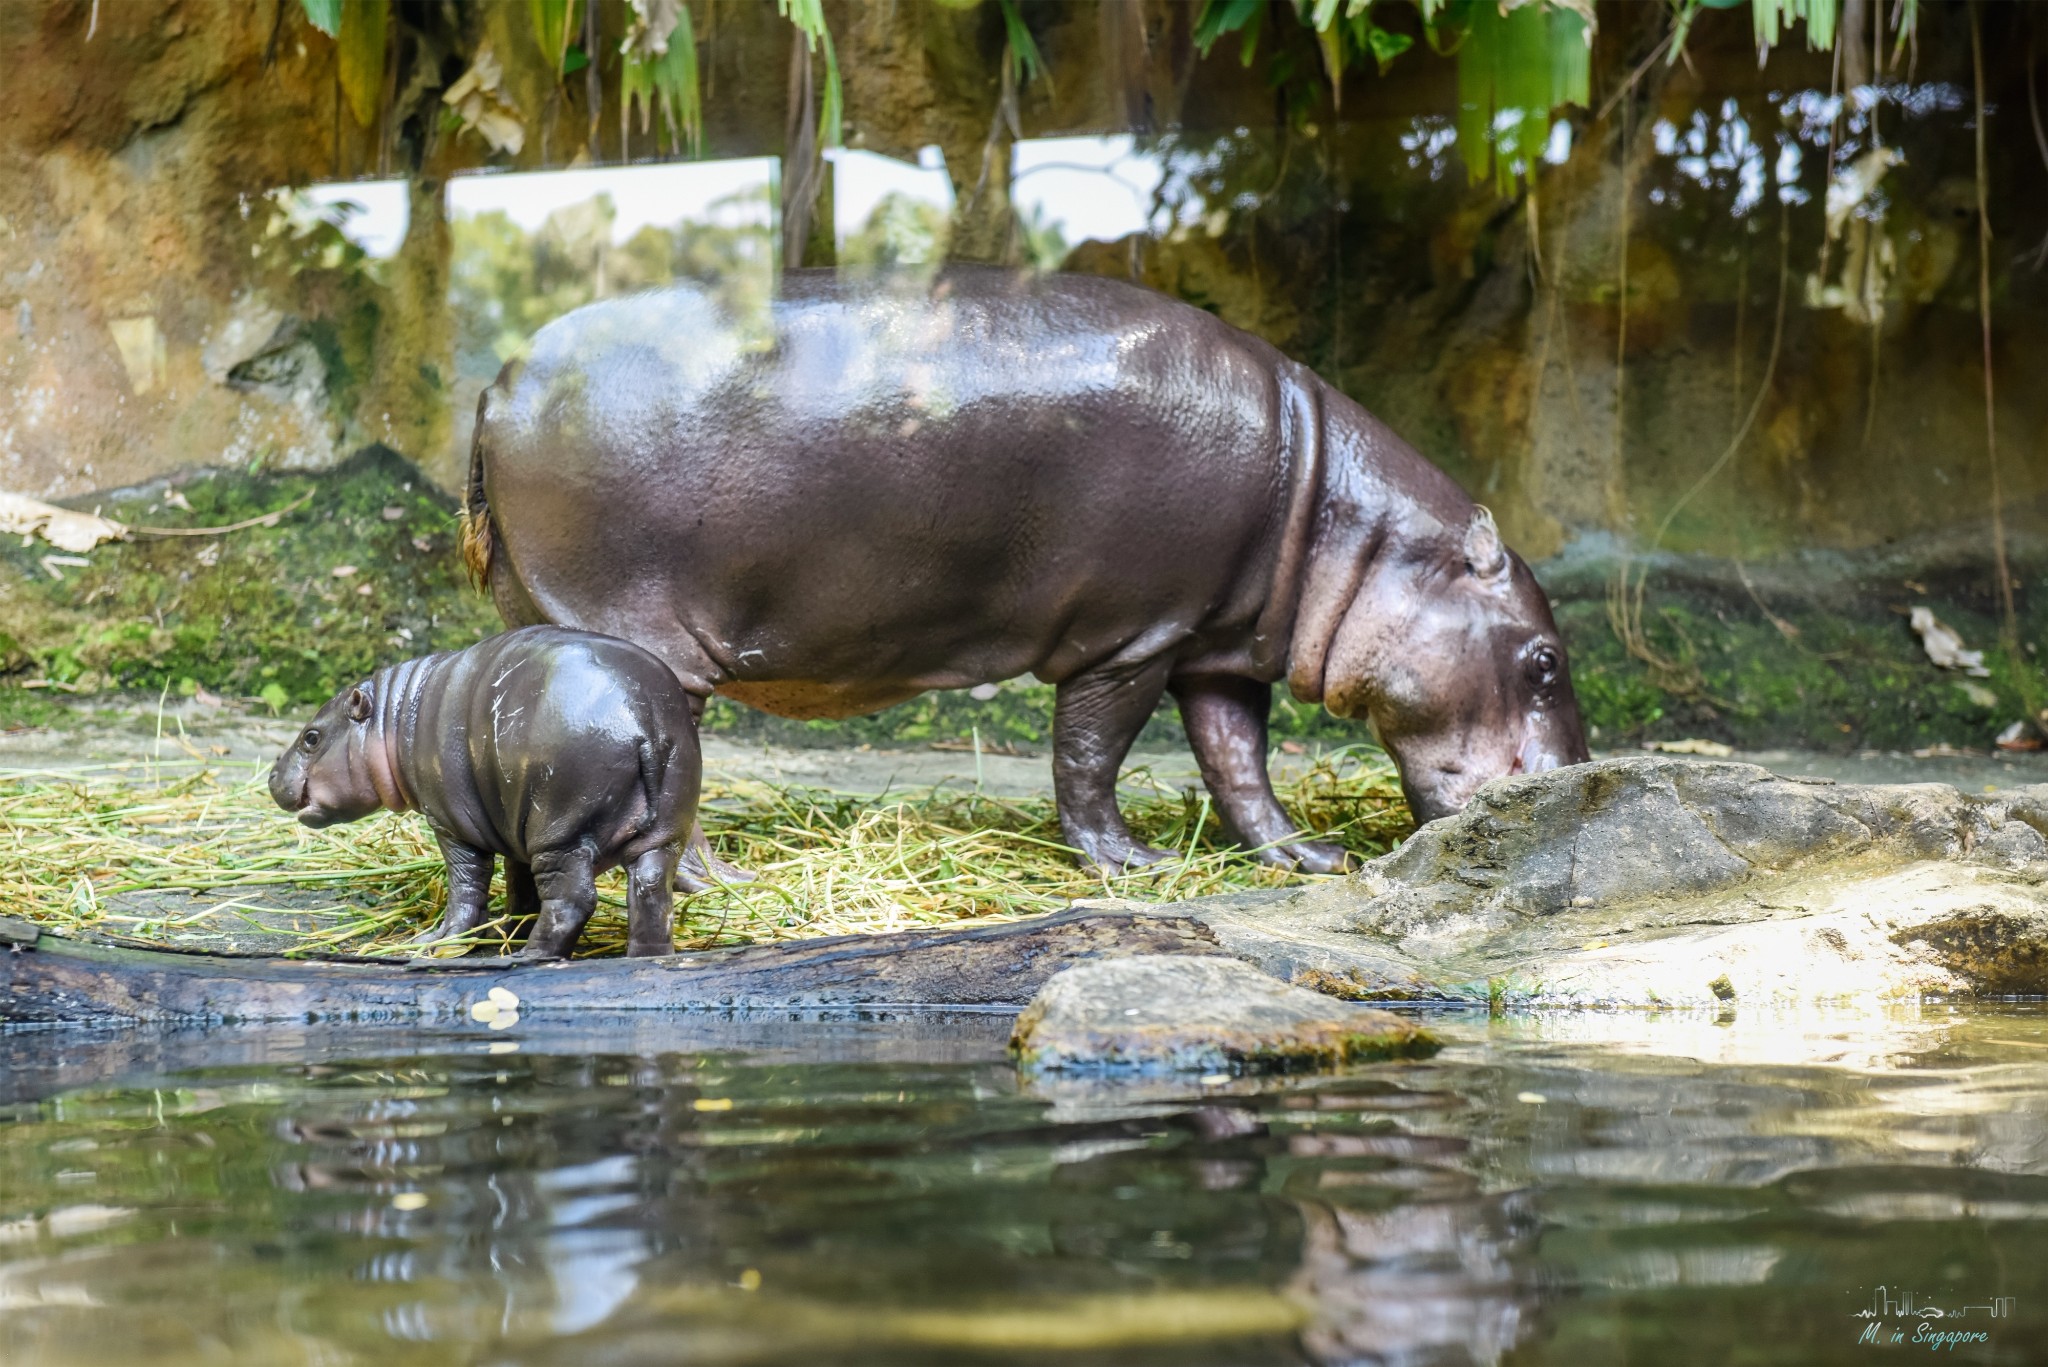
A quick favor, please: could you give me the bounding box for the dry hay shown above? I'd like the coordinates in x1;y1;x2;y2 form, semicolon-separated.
0;750;1410;959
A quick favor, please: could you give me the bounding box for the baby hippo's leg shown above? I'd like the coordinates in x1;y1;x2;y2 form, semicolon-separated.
415;831;495;947
626;844;682;957
521;847;598;960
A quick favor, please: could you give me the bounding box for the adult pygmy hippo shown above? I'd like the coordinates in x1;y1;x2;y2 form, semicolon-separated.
462;267;1588;871
268;626;699;958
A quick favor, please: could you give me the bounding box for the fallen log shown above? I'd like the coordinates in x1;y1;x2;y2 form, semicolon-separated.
0;908;1223;1026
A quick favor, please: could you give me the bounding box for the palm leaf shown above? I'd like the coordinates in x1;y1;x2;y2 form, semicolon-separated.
777;0;842;149
336;0;387;129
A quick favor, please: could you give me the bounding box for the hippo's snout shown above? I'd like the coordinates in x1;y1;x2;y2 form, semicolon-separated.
267;754;321;824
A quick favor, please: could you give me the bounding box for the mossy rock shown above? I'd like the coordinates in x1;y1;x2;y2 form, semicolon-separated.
0;447;498;717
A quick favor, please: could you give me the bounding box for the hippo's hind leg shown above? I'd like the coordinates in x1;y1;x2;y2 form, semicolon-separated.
414;829;494;947
676;822;754;893
626;844;682;957
671;692;758;893
1052;658;1176;873
520;846;599;960
1170;675;1353;874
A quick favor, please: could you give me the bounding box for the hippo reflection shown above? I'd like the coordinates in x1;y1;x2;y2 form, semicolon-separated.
462;267;1588;872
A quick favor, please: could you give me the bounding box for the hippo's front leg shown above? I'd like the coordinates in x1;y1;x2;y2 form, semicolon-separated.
415;830;495;947
521;847;598;960
1052;659;1176;872
1170;675;1352;874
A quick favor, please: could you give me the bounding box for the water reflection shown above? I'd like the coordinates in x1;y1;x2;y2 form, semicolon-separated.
1;1006;2044;1365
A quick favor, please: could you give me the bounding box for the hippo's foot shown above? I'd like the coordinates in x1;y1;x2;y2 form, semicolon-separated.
1075;836;1179;877
674;845;756;894
1254;838;1355;875
674;819;755;893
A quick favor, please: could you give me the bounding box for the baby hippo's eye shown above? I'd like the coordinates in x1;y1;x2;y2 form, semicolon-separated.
301;729;321;751
1526;646;1561;688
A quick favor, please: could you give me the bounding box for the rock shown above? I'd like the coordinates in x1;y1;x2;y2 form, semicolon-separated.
1009;955;1439;1073
1183;757;2048;1008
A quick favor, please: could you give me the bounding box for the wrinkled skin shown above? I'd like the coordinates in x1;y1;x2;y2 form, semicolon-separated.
268;626;699;958
466;267;1587;872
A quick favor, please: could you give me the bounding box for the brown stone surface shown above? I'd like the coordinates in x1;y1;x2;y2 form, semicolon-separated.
1009;954;1438;1073
1185;756;2048;1007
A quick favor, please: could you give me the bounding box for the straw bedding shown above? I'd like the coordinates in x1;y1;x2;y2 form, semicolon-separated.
0;750;1410;958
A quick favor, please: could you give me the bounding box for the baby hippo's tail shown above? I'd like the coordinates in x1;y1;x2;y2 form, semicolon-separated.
458;387;495;593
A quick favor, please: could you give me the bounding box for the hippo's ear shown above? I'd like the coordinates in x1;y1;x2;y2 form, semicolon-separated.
346;686;373;723
1463;507;1509;580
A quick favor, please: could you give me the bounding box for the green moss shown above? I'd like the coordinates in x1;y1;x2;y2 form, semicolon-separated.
1553;569;2048;751
0;448;498;708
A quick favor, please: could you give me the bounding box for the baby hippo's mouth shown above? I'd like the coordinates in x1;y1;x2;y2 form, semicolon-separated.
268;767;326;826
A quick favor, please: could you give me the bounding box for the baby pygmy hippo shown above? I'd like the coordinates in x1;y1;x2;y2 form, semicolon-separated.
268;626;699;958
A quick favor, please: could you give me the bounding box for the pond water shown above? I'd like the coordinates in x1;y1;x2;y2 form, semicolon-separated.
3;1006;2045;1366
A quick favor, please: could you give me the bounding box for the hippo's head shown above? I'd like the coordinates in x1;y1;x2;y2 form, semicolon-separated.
268;683;385;829
1317;509;1590;823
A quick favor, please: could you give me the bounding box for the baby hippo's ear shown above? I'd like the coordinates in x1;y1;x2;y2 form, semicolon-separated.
347;686;374;723
1463;507;1509;580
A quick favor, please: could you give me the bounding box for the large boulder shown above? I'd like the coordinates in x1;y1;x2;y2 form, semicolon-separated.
1170;757;2048;1008
1009;955;1438;1073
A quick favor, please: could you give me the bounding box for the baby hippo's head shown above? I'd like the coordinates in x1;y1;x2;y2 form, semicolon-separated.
269;683;383;828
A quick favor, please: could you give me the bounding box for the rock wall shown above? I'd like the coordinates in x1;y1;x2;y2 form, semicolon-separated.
2;0;2044;563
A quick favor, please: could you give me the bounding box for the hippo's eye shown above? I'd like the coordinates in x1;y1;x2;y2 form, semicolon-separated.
301;729;321;751
1527;647;1561;688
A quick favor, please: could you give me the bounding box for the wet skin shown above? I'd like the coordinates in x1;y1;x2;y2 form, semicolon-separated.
466;267;1589;872
268;626;699;958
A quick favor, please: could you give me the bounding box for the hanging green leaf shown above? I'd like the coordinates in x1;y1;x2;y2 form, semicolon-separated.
299;0;341;39
337;0;388;129
777;0;842;149
529;0;581;76
997;0;1048;92
1317;22;1346;100
1752;0;1837;53
1367;22;1413;74
817;24;843;150
1455;0;1589;195
1193;0;1266;62
622;0;701;155
1889;0;1918;67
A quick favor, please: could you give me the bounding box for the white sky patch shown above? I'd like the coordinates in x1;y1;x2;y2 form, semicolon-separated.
300;179;410;257
1012;135;1164;245
828;146;954;248
446;158;776;241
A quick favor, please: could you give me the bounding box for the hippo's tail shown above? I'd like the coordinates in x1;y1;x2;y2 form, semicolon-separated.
458;388;495;593
633;736;677;840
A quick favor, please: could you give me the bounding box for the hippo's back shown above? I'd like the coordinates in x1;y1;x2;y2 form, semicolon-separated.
476;268;1320;707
